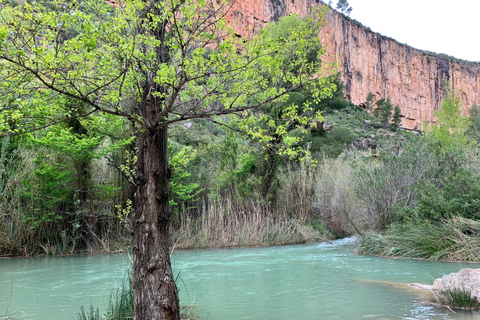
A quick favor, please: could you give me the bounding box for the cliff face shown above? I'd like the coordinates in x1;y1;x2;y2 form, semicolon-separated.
225;0;480;129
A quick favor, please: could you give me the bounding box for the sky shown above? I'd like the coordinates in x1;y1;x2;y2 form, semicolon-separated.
330;0;480;62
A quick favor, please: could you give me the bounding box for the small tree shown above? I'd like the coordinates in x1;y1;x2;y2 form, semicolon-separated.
364;92;375;111
426;86;472;152
336;0;352;16
374;98;394;128
392;105;402;129
0;1;337;318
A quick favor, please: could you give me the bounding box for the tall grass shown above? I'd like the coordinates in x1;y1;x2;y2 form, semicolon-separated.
171;195;328;249
77;305;102;320
357;217;480;261
170;156;400;249
0;144;37;256
170;162;337;249
77;274;133;320
423;288;480;311
76;270;199;320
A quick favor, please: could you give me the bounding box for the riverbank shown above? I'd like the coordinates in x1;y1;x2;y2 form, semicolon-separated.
357;217;480;262
5;211;480;265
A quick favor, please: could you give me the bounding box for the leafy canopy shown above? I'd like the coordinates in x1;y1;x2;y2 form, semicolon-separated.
0;0;337;143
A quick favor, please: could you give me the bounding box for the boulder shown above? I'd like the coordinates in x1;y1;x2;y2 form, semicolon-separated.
409;268;480;302
323;124;333;131
352;138;377;151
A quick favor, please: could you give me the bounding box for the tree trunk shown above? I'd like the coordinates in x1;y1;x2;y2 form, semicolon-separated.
132;125;181;320
260;148;280;203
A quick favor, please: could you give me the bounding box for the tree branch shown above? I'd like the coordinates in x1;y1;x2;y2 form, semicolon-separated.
0;55;148;131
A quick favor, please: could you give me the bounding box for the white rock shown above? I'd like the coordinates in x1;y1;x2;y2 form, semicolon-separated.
410;268;480;302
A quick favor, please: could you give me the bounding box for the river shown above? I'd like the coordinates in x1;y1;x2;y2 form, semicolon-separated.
1;238;479;319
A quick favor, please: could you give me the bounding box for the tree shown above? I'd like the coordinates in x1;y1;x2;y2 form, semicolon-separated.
392;105;402;129
373;98;393;129
0;0;336;318
336;0;352;16
425;86;472;152
238;14;337;201
364;92;375;111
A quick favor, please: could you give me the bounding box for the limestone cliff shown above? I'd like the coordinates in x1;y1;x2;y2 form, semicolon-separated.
225;0;480;129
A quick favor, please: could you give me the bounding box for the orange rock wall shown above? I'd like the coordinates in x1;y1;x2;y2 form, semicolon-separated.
226;0;480;129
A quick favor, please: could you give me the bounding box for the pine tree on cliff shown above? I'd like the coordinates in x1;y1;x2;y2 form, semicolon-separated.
374;98;394;129
364;92;375;111
392;105;402;129
336;0;352;16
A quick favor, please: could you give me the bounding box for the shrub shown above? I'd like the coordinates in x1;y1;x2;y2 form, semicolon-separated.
355;136;436;227
313;158;364;237
415;167;480;220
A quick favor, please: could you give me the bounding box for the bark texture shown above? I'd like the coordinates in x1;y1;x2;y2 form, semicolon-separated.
132;125;180;320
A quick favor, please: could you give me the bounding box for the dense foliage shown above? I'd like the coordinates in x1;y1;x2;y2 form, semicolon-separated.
357;89;480;261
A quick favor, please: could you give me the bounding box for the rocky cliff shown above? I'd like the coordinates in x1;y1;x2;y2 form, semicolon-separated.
225;0;480;129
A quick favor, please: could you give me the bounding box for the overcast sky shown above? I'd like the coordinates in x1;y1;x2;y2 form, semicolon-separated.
330;0;480;62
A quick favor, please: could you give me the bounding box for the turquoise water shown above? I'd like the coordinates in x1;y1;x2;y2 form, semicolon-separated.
1;238;480;319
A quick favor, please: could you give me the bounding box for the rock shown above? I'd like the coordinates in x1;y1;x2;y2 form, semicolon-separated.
434;268;480;300
182;122;193;129
352;138;365;149
410;268;480;302
352;138;377;151
323;124;333;131
223;0;480;130
366;139;377;150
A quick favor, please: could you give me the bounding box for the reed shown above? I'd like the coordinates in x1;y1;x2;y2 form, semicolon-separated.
76;273;133;320
76;270;199;320
357;217;480;261
171;194;328;249
77;305;101;320
0;146;37;256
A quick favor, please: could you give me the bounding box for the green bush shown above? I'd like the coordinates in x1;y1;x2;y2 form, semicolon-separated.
322;126;356;157
415;167;480;220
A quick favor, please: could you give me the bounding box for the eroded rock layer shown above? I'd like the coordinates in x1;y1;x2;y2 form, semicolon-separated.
225;0;480;129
